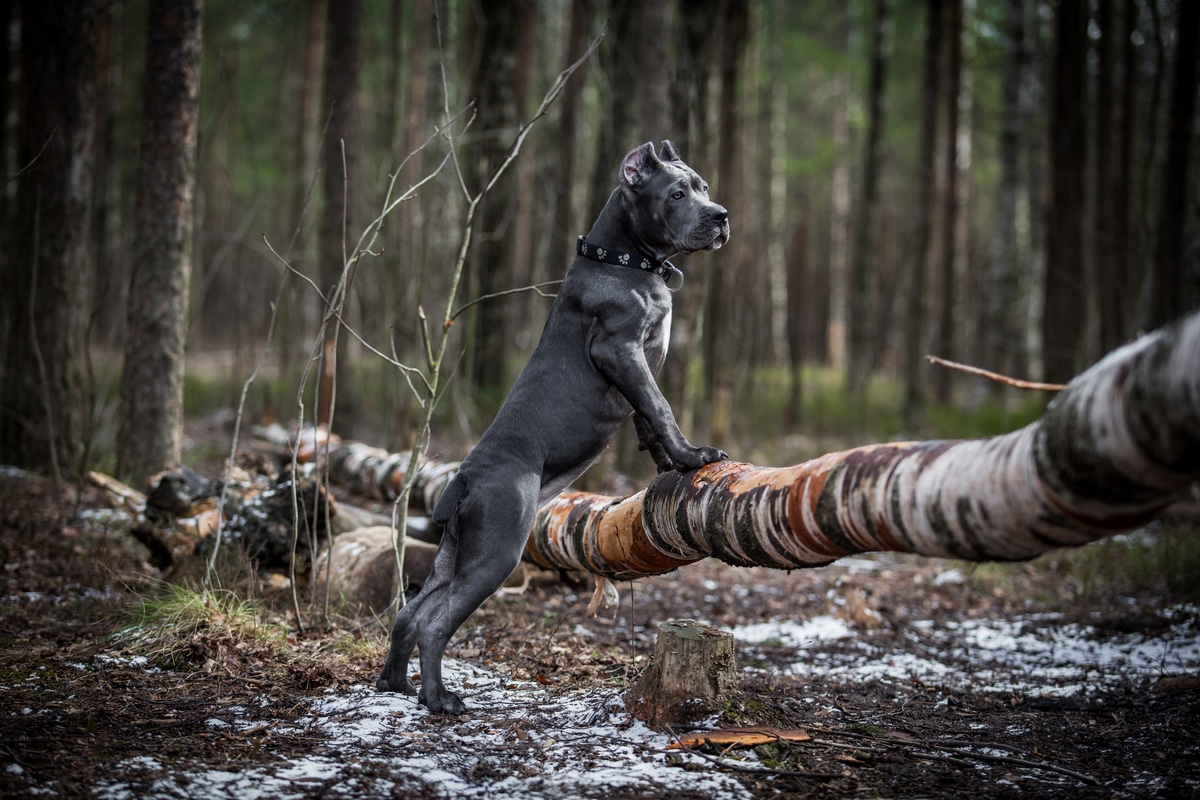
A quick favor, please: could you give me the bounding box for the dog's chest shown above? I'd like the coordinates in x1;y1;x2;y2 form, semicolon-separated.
644;307;671;373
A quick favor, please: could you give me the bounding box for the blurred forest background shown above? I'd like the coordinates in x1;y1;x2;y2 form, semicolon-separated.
0;0;1197;487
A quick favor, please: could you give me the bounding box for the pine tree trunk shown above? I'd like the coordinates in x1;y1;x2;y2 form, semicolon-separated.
1;0;97;473
316;0;362;425
1042;0;1088;384
1094;0;1125;353
932;0;962;403
702;0;749;448
982;0;1025;397
826;7;851;371
117;0;202;485
847;0;889;392
464;0;526;393
92;0;125;345
1147;0;1199;328
902;0;943;416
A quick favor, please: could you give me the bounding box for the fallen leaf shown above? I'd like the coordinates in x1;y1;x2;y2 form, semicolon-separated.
666;727;812;750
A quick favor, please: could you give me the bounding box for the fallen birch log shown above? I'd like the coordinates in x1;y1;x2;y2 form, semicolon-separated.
256;424;459;515
274;312;1199;583
526;312;1200;578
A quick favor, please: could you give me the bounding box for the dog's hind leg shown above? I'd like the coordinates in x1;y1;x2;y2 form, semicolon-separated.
415;473;537;714
377;474;471;695
376;520;459;694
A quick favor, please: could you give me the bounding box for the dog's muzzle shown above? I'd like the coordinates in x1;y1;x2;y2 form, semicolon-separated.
685;205;730;253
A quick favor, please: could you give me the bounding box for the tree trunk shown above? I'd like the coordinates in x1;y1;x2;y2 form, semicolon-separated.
1042;0;1088;384
931;0;962;403
639;0;671;142
464;0;527;393
663;0;720;431
587;0;640;225
982;0;1025;397
624;620;738;731
316;0;363;425
91;0;125;345
847;0;889;393
826;6;851;370
902;0;943;417
1146;0;1199;328
1094;0;1124;353
0;0;97;473
1115;0;1137;340
0;0;10;260
117;0;202;485
703;0;749;447
785;208;809;425
545;0;590;278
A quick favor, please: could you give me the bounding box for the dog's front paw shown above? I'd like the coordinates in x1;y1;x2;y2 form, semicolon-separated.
671;445;728;472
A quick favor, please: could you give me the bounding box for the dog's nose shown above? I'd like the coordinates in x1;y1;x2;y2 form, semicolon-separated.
710;205;728;224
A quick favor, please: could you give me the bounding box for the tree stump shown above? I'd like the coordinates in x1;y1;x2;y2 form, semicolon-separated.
624;620;738;730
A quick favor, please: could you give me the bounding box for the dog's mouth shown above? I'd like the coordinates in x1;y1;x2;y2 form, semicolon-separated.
677;222;730;256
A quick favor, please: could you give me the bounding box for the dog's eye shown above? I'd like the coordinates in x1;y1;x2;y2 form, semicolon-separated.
672;190;685;200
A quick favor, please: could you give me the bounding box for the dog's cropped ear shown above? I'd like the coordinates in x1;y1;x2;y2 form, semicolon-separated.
620;142;662;190
659;140;682;163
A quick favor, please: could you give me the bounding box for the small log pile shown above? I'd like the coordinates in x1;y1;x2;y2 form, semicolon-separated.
88;460;337;574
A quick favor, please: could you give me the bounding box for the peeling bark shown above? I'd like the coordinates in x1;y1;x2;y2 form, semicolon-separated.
279;312;1200;581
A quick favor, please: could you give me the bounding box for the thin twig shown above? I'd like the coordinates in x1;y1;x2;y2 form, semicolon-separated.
828;725;1100;786
6;128;58;184
924;355;1065;391
27;192;62;491
926;743;1100;786
449;280;562;322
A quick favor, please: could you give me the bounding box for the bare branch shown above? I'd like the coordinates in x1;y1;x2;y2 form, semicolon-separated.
924;354;1066;391
449;280;562;322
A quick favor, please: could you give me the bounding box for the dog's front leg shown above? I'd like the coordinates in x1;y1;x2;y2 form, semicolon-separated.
590;315;726;471
633;414;675;473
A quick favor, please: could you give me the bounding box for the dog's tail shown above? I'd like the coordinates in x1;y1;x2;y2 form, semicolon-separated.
431;473;467;528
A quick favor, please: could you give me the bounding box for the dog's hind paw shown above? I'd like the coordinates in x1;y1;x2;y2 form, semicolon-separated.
419;686;467;715
376;674;418;696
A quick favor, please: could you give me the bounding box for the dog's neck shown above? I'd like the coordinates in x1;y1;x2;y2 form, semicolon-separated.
579;192;683;290
575;236;683;290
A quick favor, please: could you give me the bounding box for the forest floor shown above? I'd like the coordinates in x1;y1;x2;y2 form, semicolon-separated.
1;462;1199;799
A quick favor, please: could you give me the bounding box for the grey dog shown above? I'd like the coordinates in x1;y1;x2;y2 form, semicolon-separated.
376;140;730;714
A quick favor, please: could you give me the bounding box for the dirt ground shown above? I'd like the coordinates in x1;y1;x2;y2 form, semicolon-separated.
1;467;1198;799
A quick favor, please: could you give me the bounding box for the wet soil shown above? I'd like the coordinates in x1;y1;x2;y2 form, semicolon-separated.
1;469;1197;799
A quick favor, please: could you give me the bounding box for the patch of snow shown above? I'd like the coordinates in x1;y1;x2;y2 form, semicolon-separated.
932;568;965;586
731;615;854;648
768;607;1200;698
92;660;753;800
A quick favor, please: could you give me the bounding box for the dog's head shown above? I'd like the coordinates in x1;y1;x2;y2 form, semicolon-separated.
619;141;730;258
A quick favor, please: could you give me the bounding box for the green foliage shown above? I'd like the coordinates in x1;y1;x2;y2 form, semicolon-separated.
118;582;286;668
725;364;1050;467
1057;523;1200;601
962;521;1200;604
